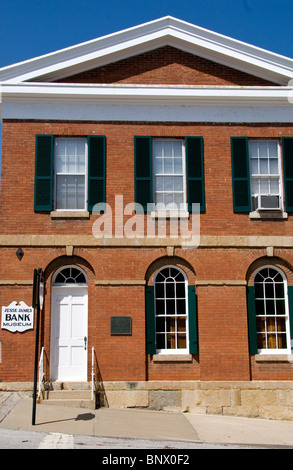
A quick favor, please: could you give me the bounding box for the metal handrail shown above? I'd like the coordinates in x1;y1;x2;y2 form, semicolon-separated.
91;347;95;401
37;346;45;402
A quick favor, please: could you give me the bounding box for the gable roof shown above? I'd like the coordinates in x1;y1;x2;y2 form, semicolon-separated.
0;16;293;85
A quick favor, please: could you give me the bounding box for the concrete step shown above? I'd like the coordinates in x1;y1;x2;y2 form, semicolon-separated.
40;384;96;409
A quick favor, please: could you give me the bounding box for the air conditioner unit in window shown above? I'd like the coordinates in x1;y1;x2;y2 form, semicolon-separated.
251;195;281;211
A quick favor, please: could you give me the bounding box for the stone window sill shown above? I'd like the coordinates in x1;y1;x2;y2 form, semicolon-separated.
51;211;90;219
151;210;189;220
255;354;293;363
152;354;193;363
249;210;288;220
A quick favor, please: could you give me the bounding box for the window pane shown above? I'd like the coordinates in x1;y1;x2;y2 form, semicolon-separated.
275;283;284;298
276;300;285;315
174;158;183;173
269;178;279;194
177;317;186;332
156;334;165;349
164;158;173;174
156;317;165;333
259;141;268;158
260;159;269;175
257;333;266;349
260;179;269;194
166;299;175;315
166;317;176;332
176;299;186;315
177;334;186;349
268;140;278;157
269;159;279;175
250;159;259;175
167;333;176;349
265;282;274;298
254;283;264;298
56;175;85;210
255;299;265;315
155;300;165;315
176;283;185;298
154;157;163;173
166;282;175;298
155;283;164;299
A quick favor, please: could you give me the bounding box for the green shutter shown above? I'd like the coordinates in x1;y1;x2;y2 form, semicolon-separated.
145;285;156;355
282;137;293;213
231;137;251;213
88;136;106;211
247;286;258;355
188;285;198;354
34;135;54;212
134;136;153;212
287;286;293;353
186;137;205;213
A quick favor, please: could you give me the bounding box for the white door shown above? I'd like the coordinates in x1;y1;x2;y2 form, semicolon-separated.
50;287;88;381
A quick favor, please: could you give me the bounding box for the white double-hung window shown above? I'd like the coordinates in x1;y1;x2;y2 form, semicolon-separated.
249;140;282;211
54;137;87;210
153;139;186;211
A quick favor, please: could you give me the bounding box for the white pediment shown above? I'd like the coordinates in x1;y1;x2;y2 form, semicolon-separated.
0;16;293;85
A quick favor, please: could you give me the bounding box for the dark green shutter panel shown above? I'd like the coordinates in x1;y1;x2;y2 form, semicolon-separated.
287;286;293;353
231;137;251;213
186;137;205;213
145;285;156;354
134;136;153;212
282;137;293;213
34;135;53;212
247;286;258;355
88;136;106;211
188;285;198;354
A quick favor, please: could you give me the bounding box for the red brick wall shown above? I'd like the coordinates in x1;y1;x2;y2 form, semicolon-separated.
1;120;293;236
56;46;277;86
1;119;293;383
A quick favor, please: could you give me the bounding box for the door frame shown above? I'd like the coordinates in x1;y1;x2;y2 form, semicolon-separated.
50;266;88;382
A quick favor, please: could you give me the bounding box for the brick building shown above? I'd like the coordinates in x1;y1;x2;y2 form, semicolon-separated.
1;17;293;418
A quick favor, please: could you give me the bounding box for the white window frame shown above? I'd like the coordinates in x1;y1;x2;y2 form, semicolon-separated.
249;139;283;212
152;138;187;213
54;137;88;211
154;265;189;355
52;265;88;286
254;266;291;354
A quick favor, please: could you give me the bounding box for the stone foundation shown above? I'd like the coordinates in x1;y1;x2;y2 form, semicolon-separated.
1;381;293;421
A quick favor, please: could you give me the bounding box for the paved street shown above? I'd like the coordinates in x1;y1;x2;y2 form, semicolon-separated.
0;427;263;450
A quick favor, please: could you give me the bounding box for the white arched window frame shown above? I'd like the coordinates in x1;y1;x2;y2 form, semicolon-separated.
154;265;189;354
253;266;291;354
52;265;88;286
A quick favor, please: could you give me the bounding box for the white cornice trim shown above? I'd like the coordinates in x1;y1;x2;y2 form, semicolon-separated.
1;82;292;105
0;16;293;85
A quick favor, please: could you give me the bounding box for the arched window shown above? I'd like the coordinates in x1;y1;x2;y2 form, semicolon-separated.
253;267;290;353
154;267;188;353
53;266;87;285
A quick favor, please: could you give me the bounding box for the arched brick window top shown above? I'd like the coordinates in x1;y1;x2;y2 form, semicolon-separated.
52;265;88;285
246;256;293;286
145;256;196;286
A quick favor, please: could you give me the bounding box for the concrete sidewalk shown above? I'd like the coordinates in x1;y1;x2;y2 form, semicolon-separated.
1;392;293;448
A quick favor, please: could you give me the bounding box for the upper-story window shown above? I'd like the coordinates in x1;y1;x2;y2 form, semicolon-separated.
134;136;205;214
231;136;293;216
55;138;87;210
34;135;106;213
249;140;282;211
153;139;186;211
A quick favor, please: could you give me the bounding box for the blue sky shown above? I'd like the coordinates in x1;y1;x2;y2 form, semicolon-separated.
0;0;293;165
